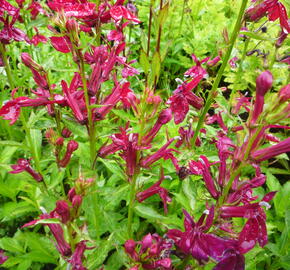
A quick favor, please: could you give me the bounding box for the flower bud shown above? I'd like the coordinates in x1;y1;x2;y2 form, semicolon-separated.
55;200;70;223
68;187;76;202
256;70;273;96
21;53;43;72
58;140;78;167
61;127;72;138
72;195;82;209
278;84;290;103
67;140;79;152
157;108;172;125
55;137;64;146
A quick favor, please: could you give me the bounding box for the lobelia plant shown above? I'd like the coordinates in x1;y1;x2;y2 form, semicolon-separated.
0;0;289;269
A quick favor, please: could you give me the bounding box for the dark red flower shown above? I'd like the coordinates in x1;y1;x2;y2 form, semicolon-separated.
69;241;88;270
142;108;172;146
0;15;27;44
54;200;70;223
30;27;48;46
22;213;71;257
221;192;276;254
213;249;245;270
136;169;172;213
59;140;79;167
167;75;204;124
167;208;239;264
140;137;179;168
9;158;43;182
189;156;220;199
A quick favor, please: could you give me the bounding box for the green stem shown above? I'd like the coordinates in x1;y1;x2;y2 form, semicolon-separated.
0;43;14;89
79;55;96;168
191;0;249;146
127;173;138;238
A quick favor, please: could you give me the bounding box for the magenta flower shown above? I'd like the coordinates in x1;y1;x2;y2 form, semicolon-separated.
28;0;47;20
278;84;290;103
251;137;290;162
0;250;8;265
110;5;140;24
175;125;202;148
0;15;27;44
61;74;87;124
232;92;251;114
30;27;48;46
0;0;19;17
206;111;228;133
94;82;137;120
167;75;204;124
184;54;209;78
124;233;173;270
207;56;221;67
167;208;240;265
69;241;88;270
189;156;219;199
213;249;245;270
229;57;239;68
136;170;172;213
23;213;71;257
140;137;179;168
246;0;290;33
142;108;172;146
48;0;96;19
59;140;79;168
221;192;276;254
9;158;43;182
50;36;72;53
98;126;141;178
250;70;273;125
54;200;70;224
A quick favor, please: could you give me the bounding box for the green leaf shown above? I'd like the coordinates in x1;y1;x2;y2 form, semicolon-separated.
0;141;23;147
134;204;165;220
149;52;161;87
0;201;36;221
140;50;150;74
28;129;42;162
0;238;24;253
99;158;125;180
157;2;170;26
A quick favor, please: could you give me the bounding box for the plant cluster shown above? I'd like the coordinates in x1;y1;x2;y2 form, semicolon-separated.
0;0;289;269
